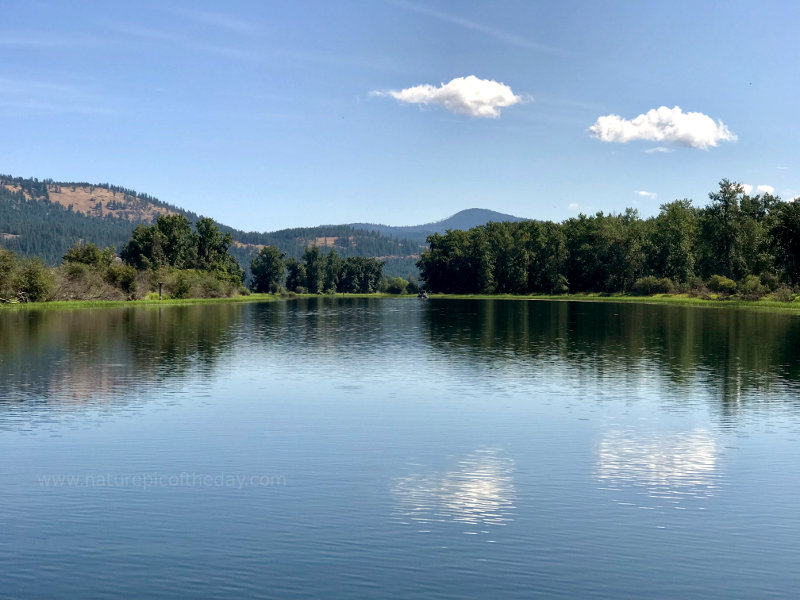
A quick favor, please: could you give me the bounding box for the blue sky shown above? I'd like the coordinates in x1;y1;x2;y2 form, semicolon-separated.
2;0;797;231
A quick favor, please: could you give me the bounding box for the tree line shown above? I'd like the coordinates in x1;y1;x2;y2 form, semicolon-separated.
417;180;800;299
250;245;388;294
2;212;395;302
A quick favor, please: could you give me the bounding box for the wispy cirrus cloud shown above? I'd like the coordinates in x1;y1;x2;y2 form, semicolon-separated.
644;146;673;154
589;106;736;150
0;34;105;48
167;7;257;33
387;0;566;55
107;23;260;61
0;77;114;115
635;190;657;199
372;75;521;118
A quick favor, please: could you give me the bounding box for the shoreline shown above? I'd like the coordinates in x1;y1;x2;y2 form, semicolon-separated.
2;291;800;314
427;292;800;313
0;293;401;311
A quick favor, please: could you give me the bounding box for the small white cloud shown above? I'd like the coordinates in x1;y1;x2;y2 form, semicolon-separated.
777;165;789;170
741;184;753;195
635;190;657;199
644;146;674;154
588;105;736;150
568;202;580;211
374;75;521;118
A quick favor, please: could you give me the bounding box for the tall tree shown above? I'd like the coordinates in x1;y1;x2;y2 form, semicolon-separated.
647;200;697;283
250;246;285;293
772;199;800;283
698;179;744;278
285;257;306;292
302;245;325;294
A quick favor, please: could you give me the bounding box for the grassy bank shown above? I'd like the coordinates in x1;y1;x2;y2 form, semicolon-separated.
428;292;800;313
5;290;800;314
0;292;407;311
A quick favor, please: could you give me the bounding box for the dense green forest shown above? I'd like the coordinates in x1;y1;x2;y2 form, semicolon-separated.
417;180;800;300
0;178;145;262
250;245;390;294
0;174;422;280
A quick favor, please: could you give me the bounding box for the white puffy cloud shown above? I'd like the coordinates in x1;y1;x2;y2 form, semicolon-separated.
375;75;521;118
588;105;736;150
742;184;774;195
635;190;657;199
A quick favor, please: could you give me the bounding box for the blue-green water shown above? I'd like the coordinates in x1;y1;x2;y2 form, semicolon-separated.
1;298;799;598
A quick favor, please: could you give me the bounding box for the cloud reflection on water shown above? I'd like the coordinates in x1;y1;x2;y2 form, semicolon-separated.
596;428;719;505
393;448;515;532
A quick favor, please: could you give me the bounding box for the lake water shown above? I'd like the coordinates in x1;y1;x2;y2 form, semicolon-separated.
1;298;799;598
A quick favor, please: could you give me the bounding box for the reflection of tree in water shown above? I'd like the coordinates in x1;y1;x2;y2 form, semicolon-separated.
421;299;800;415
248;297;420;364
0;304;243;408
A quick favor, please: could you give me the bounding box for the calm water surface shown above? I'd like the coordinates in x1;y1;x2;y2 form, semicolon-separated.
1;298;799;598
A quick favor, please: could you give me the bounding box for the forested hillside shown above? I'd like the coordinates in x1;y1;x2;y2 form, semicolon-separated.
0;174;424;279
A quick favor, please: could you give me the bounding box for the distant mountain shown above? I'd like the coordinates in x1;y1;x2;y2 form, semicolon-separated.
351;208;528;242
1;175;526;281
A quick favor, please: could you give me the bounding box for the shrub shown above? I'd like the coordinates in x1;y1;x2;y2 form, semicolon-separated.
552;274;569;295
708;275;737;295
386;277;409;294
199;275;224;298
64;261;89;280
0;247;18;299
62;241;103;266
688;286;711;300
760;272;780;292
172;271;192;299
632;276;675;296
16;258;54;302
739;275;766;301
105;263;138;295
686;276;705;290
772;285;794;303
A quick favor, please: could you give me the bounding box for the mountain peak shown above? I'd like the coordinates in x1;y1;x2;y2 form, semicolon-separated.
350;208;527;241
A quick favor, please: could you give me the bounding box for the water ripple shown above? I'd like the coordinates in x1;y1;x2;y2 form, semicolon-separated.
392;448;515;533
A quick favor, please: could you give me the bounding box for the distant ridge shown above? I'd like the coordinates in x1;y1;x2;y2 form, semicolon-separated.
1;174;527;281
350;208;528;242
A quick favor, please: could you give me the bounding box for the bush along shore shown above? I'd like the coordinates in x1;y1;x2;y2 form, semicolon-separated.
0;214;413;306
